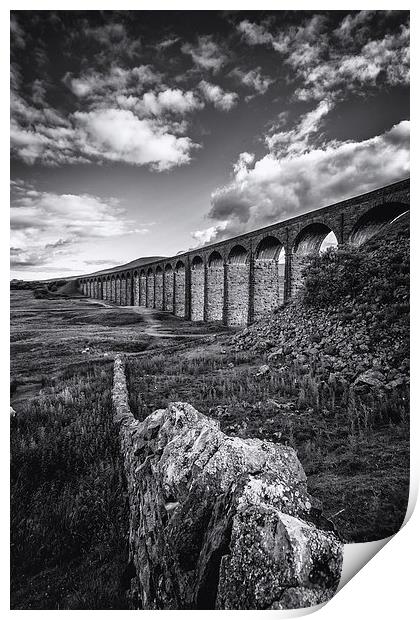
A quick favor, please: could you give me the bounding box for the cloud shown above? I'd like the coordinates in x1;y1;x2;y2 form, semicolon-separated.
266;99;333;155
230;67;274;96
156;36;180;51
198;81;238;111
73;108;199;170
237;13;409;102
10;14;26;49
132;88;203;116
182;35;226;73
193;120;409;245
10;181;141;270
64;65;162;99
79;21;142;63
237;20;273;46
11;99;200;170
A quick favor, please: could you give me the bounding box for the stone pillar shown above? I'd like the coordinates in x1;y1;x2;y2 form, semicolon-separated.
140;273;147;306
248;251;255;325
155;270;163;310
222;263;228;326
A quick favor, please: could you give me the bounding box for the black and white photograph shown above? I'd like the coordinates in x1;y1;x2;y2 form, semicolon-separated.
9;7;410;611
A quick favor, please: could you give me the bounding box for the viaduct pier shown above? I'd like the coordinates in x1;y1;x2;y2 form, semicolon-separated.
77;179;409;327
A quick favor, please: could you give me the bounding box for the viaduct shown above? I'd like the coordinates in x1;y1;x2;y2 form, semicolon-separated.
77;179;409;327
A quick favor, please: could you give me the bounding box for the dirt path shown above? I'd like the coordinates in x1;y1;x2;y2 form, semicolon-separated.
129;305;217;339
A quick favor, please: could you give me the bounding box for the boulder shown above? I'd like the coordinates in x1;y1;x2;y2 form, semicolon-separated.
113;358;343;610
354;368;386;389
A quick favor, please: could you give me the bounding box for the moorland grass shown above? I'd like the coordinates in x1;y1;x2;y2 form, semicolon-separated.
10;362;130;609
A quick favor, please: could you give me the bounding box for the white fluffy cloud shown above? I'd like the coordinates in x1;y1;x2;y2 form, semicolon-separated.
198;81;238;111
10;104;200;170
10;181;144;271
193;120;410;245
73;108;199;170
118;88;204;117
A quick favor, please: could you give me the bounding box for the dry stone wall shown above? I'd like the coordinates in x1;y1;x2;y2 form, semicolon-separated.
112;356;343;610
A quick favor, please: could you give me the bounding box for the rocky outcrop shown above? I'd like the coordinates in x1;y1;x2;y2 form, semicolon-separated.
112;356;343;610
231;217;409;396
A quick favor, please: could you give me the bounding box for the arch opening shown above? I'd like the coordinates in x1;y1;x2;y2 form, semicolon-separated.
133;271;140;306
146;268;155;308
140;270;147;306
191;256;205;321
292;223;338;297
120;273;127;306
155;266;164;310
207;251;224;322
164;264;174;312
115;276;121;305
227;245;249;326
174;261;186;317
349;202;409;246
254;236;286;320
228;245;248;265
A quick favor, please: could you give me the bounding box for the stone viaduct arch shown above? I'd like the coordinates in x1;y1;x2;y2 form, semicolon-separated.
174;260;186;317
291;223;338;297
146;268;155;308
164;264;174;312
76;179;409;325
253;235;286;321
133;271;140;306
206;250;224;322
140;270;147;306
155;266;164;310
226;245;249;326
349;201;409;246
191;256;205;321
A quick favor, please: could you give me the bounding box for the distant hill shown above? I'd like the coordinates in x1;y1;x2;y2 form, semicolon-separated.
36;256;167;283
79;256;167;278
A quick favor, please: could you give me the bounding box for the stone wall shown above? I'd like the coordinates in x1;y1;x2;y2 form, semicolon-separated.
146;272;155;308
174;268;186;317
155;270;164;310
191;263;205;321
140;274;147;306
112;356;343;610
253;260;284;321
206;264;224;321
133;274;140;306
116;278;121;305
164;269;174;312
126;276;133;306
78;180;409;325
121;278;127;306
226;264;249;326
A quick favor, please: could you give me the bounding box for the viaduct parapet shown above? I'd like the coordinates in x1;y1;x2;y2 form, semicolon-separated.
78;179;409;327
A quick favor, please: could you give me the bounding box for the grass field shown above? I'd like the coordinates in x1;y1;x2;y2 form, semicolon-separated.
10;289;228;609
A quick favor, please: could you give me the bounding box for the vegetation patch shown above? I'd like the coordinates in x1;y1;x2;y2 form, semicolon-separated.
10;362;130;609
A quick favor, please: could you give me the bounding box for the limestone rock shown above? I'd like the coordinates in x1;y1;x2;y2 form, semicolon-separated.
112;358;343;610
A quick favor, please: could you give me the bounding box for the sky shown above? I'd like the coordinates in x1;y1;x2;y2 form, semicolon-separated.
10;10;410;280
